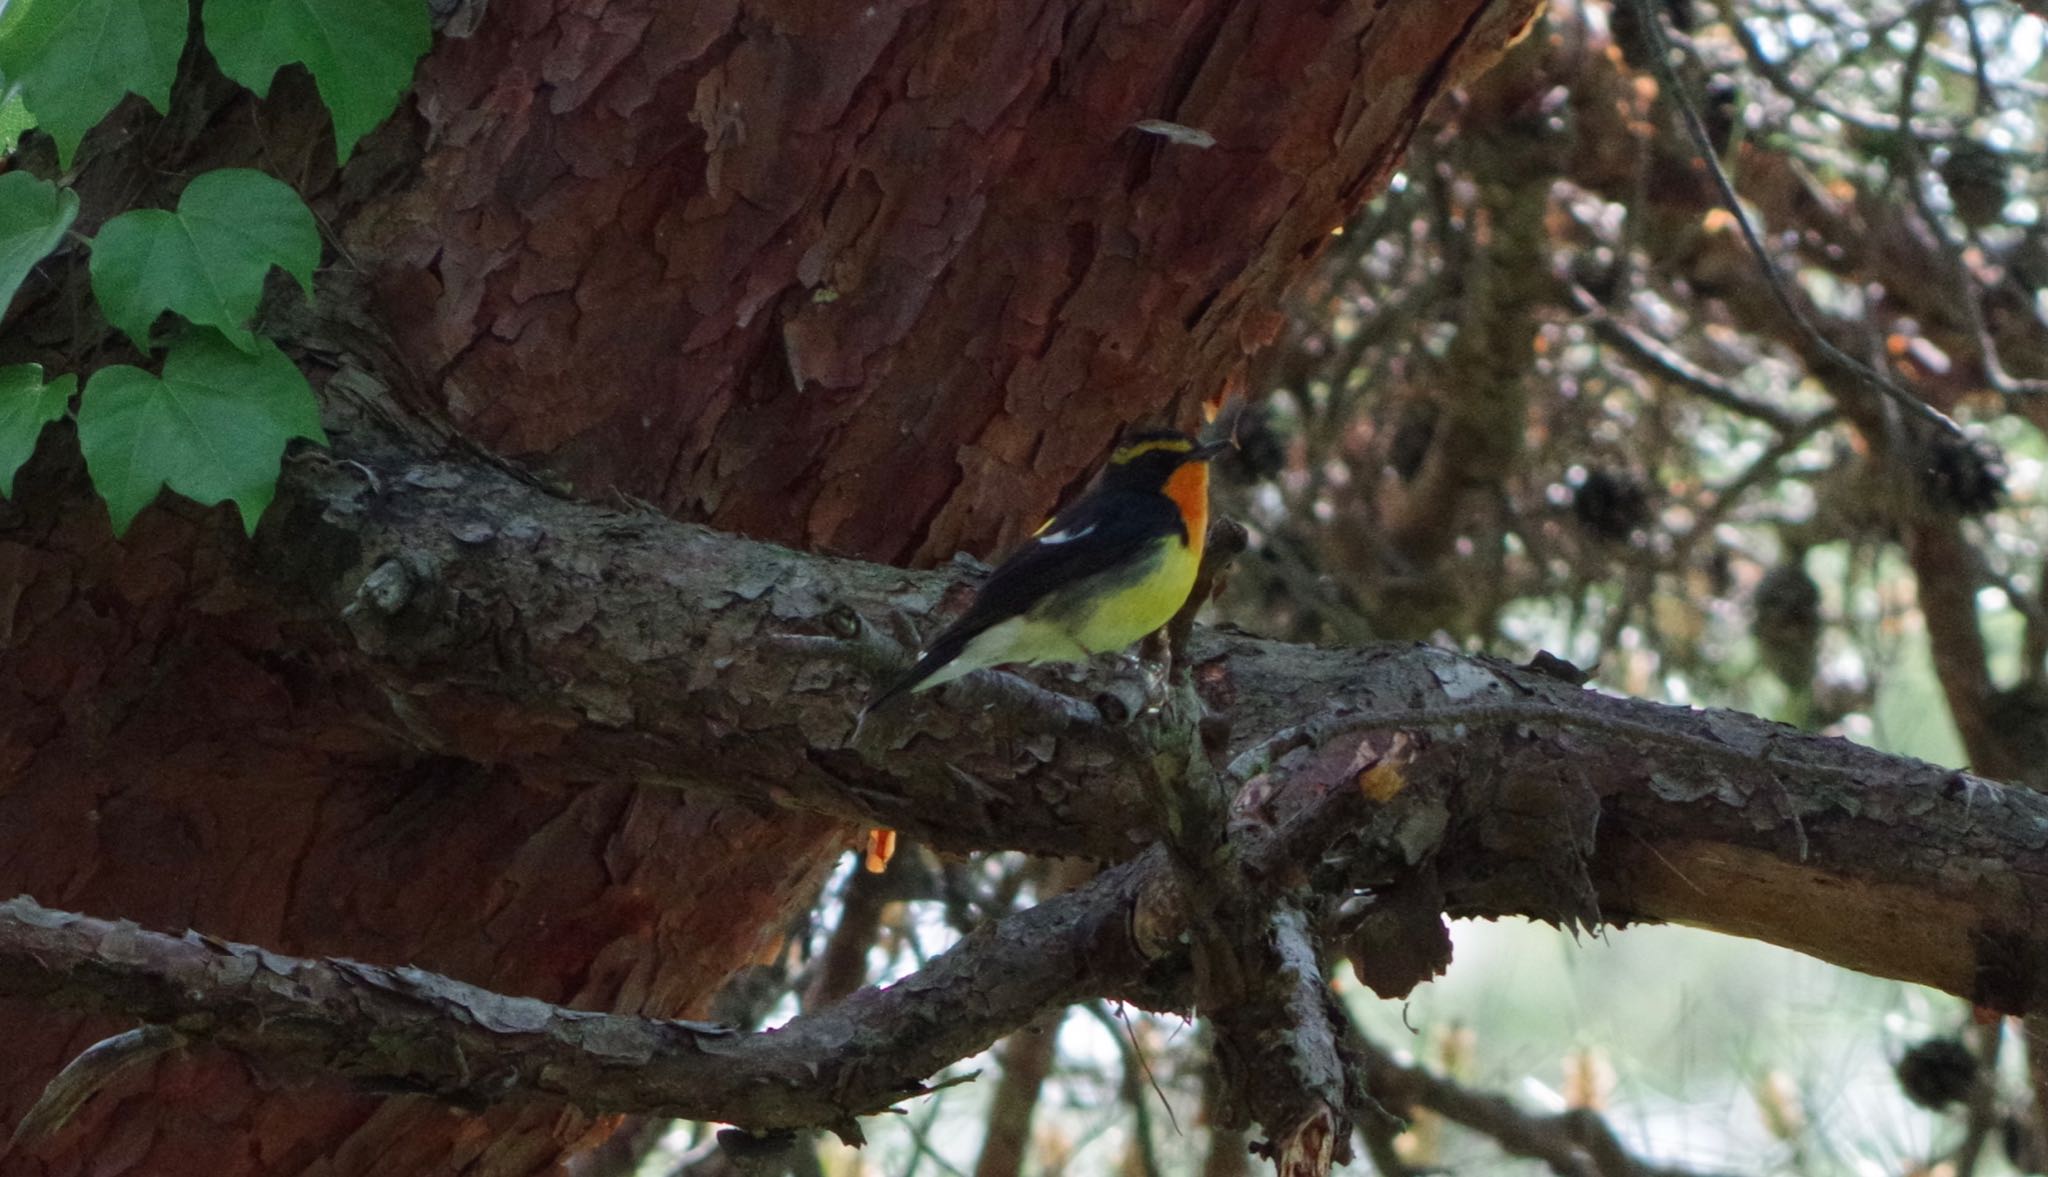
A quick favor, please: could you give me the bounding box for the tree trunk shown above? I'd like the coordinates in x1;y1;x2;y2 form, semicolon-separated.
0;1;1542;1174
355;0;1542;563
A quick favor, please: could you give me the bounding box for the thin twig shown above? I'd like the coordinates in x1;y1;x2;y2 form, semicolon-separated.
1102;1007;1167;1177
1339;1005;1729;1177
1890;0;1942;160
1957;0;1997;114
898;1089;969;1177
1114;1003;1181;1136
1570;284;1798;430
1688;409;1841;539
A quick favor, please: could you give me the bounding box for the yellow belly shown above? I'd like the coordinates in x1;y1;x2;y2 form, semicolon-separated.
1043;537;1200;654
913;537;1201;691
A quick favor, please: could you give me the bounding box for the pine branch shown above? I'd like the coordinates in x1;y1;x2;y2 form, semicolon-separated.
0;869;1158;1144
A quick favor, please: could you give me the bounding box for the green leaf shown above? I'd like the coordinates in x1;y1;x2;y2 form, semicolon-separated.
0;362;75;497
0;86;36;154
0;170;78;315
203;0;430;162
78;329;326;534
88;168;320;353
0;0;185;166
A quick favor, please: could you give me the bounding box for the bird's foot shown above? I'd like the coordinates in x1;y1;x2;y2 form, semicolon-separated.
1115;652;1171;713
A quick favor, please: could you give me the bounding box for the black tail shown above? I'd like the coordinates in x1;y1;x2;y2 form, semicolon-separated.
861;626;977;718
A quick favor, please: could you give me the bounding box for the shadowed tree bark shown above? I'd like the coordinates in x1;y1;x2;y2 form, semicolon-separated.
0;1;1546;1174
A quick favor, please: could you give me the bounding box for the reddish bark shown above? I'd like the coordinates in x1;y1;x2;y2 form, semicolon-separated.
0;467;842;1176
353;0;1544;563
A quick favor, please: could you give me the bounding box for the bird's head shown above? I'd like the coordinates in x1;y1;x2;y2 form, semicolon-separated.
1099;428;1231;493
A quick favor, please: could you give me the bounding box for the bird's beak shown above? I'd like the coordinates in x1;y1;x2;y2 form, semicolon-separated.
1192;439;1233;461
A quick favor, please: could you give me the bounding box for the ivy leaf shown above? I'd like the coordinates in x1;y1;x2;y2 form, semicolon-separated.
0;363;75;497
0;86;35;154
78;329;326;535
0;0;185;165
0;171;78;316
88;169;320;353
202;0;430;163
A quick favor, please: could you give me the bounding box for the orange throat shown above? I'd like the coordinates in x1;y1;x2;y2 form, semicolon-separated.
1163;462;1210;558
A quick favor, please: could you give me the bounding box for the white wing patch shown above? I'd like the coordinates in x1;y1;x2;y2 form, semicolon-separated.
1036;523;1096;545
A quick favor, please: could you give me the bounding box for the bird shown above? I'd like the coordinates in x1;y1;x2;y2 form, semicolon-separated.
863;426;1229;716
856;427;1226;874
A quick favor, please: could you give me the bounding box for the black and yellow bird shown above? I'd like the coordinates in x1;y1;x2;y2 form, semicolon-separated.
864;427;1228;715
858;427;1225;871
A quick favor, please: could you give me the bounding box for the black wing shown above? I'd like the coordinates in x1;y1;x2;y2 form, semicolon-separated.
949;489;1185;635
863;490;1184;711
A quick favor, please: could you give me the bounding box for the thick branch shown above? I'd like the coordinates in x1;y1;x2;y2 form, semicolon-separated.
0;868;1161;1141
271;424;1202;864
8;613;2048;1151
261;423;2048;1014
1208;904;1351;1175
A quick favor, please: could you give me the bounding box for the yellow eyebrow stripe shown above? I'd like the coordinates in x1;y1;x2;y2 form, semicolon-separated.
1111;438;1193;463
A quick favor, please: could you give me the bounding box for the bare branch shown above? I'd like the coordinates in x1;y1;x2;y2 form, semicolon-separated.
1211;904;1349;1177
1570;284;1800;430
0;872;1159;1143
1343;1011;1729;1177
1710;0;1924;135
7;616;2048;1152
